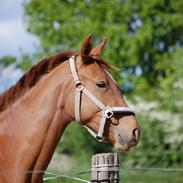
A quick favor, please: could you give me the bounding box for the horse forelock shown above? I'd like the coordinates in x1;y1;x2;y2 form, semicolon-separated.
0;51;76;112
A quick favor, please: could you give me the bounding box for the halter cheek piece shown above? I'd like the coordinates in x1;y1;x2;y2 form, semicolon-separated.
69;56;135;142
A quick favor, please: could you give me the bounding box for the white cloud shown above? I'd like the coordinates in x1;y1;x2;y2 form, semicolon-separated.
0;64;24;94
0;19;39;56
0;0;38;94
0;0;23;21
0;0;39;57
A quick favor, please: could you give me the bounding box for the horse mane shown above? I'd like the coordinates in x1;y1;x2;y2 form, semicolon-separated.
0;51;112;112
0;51;76;112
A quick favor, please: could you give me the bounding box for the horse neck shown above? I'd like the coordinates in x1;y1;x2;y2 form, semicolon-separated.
0;61;73;182
19;60;72;138
25;61;73;176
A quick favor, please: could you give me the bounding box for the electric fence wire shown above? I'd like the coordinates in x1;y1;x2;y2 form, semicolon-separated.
43;168;183;182
0;168;183;182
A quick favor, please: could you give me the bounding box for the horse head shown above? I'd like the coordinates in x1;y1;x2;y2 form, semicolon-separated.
65;35;140;151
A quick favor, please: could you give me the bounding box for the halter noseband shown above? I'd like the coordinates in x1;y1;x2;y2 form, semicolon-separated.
69;56;135;142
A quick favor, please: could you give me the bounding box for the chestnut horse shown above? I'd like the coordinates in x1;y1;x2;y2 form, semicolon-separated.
0;35;140;183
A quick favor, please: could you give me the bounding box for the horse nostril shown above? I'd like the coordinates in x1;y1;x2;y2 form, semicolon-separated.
132;128;139;140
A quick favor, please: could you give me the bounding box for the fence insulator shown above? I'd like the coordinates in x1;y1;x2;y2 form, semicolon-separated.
90;153;120;183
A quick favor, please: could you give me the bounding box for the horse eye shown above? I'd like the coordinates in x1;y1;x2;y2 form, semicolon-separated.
96;81;108;88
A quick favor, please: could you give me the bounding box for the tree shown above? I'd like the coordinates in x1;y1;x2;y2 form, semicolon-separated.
123;47;183;167
24;0;183;168
0;56;16;66
24;0;183;93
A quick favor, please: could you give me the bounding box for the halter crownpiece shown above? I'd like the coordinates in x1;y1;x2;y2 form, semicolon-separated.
69;56;135;142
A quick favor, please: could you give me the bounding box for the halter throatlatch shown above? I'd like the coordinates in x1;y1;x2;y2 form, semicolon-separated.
69;56;135;142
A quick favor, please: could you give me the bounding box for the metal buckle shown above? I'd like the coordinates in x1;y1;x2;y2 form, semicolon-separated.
96;135;104;142
75;80;84;91
102;106;113;118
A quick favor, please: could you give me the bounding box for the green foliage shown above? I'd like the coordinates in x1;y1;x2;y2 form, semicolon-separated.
0;54;35;71
157;48;183;112
58;123;112;160
20;0;183;170
123;48;183;168
0;56;16;66
18;54;33;70
121;172;183;183
122;116;183;167
24;0;183;93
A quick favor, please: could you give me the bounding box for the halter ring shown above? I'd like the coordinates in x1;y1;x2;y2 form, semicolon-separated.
96;135;104;142
102;106;113;118
75;81;85;91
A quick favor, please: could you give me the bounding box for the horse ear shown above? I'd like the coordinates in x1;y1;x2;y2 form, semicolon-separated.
80;34;93;62
90;37;107;58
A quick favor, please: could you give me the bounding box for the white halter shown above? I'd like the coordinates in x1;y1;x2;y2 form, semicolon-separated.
69;56;135;142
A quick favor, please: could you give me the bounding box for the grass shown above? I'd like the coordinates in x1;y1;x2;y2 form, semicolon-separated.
121;172;183;183
45;171;183;183
46;151;183;183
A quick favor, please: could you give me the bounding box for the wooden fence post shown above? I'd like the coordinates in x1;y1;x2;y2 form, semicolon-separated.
90;153;120;183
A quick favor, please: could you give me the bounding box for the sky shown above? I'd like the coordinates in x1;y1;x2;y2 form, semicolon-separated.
0;0;39;93
0;64;23;93
0;0;39;58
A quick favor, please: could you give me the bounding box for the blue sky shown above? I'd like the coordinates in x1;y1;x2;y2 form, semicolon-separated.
0;0;40;93
0;64;23;93
0;0;39;58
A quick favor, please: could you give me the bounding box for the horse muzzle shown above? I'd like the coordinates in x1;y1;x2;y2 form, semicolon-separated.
114;120;140;151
